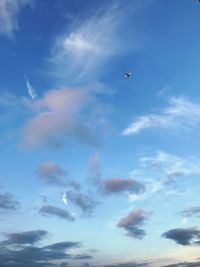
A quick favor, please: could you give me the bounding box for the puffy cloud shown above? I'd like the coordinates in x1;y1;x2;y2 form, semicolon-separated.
0;0;32;37
162;228;200;246
0;192;20;211
39;205;75;221
103;178;145;195
22;87;99;148
1;230;48;245
123;97;200;135
117;209;150;239
37;160;66;186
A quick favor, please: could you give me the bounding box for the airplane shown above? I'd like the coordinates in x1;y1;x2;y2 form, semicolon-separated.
123;72;133;79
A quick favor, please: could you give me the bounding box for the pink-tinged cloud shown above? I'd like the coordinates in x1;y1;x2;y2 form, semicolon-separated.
117;209;150;239
22;87;99;148
37;160;66;185
103;178;145;195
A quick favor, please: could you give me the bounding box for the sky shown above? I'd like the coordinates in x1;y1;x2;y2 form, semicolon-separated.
0;0;200;266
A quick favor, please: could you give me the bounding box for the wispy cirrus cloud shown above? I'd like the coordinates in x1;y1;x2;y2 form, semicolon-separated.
0;0;32;37
123;97;200;136
50;2;134;79
117;209;150;239
140;151;200;179
128;150;200;201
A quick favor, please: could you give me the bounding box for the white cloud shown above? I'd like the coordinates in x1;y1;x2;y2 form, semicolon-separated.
128;151;200;202
0;0;31;37
122;97;200;135
140;151;200;178
50;3;132;79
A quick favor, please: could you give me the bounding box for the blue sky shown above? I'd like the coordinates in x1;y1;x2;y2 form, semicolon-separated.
0;0;200;266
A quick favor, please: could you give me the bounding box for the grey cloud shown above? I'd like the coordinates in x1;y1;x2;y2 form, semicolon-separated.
23;88;100;149
67;191;99;216
39;205;75;221
117;209;150;239
0;229;93;267
162;228;200;245
44;241;81;251
1;230;48;245
0;192;20;211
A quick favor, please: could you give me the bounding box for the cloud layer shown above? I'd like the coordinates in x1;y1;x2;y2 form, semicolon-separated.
0;229;91;267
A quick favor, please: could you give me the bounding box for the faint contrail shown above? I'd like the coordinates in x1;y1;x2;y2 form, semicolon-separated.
24;75;38;100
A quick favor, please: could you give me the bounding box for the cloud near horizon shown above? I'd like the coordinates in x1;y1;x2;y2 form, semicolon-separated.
0;230;48;245
0;229;92;267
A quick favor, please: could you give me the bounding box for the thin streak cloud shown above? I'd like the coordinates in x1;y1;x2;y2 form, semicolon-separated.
123;97;200;135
